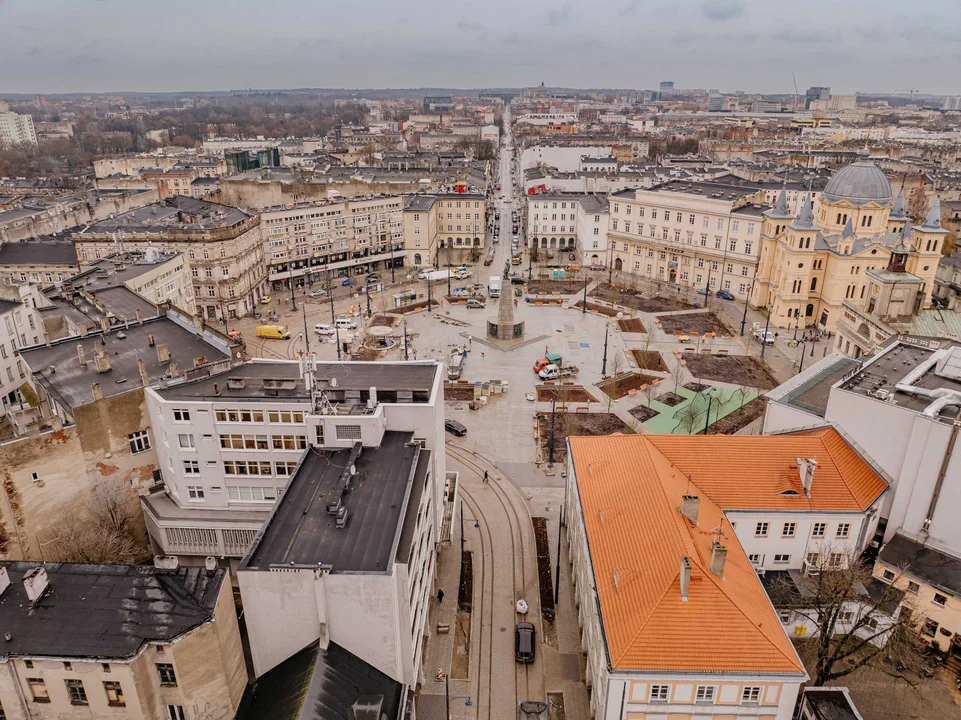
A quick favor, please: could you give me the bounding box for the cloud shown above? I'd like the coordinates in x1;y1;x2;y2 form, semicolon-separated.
700;0;745;21
455;20;484;32
499;32;521;45
619;0;643;16
546;4;570;27
771;28;838;44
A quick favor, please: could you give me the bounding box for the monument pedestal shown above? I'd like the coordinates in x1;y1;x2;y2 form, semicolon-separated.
487;272;525;341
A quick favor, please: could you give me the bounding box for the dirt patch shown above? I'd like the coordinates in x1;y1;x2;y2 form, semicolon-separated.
657;391;685;407
532;517;555;625
547;692;567;720
707;396;768;434
571;300;619;317
630;349;669;372
458;550;473;612
616;317;646;333
591;284;695;312
528;279;582;295
350;346;381;361
685;354;779;390
369;314;398;328
597;372;661;400
537;413;634;463
451;611;471;680
658;311;733;336
444;384;475;401
629;405;659;422
395;299;440;314
536;385;596;403
684;382;711;392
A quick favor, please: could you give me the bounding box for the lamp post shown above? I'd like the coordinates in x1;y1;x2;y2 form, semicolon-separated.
389;240;396;283
366;283;372;319
288;262;297;311
601;322;609;375
582;271;588;314
798;341;807;373
528;238;534;281
547;396;557;467
702;387;717;435
740;281;752;336
760;304;772;360
793;310;799;341
403;319;409;360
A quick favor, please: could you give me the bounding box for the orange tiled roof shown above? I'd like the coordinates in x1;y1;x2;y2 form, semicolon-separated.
646;427;886;512
570;435;806;674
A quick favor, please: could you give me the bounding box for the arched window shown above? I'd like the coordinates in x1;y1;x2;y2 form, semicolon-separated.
614;257;623;271
836;213;842;224
414;253;422;265
810;277;817;291
806;303;814;317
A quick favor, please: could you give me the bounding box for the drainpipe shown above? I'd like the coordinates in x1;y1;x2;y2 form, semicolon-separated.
918;419;960;545
10;660;32;719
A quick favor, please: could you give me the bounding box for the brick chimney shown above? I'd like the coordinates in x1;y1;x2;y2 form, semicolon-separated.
77;343;87;367
797;458;818;496
156;343;170;363
168;361;181;378
99;316;109;333
137;358;149;387
135;309;144;325
710;543;728;578
680;556;692;601
91;383;103;401
680;494;700;525
94;349;111;373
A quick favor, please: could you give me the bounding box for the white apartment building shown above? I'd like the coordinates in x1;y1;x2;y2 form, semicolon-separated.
259;195;406;291
608;182;766;300
521;144;612;172
0;103;38;147
141;359;449;568
525;193;609;267
0;298;44;416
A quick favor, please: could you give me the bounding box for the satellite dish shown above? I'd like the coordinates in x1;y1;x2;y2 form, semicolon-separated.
350;464;356;475
331;377;338;387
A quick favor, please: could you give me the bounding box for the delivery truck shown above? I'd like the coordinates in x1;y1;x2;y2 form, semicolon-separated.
256;324;291;339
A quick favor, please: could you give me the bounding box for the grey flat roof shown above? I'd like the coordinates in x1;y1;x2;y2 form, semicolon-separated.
878;533;961;598
156;360;438;402
243;431;420;573
0;298;20;314
83;196;249;234
801;688;863;720
0;562;225;660
22;317;228;411
769;354;859;418
88;286;158;321
0;240;79;267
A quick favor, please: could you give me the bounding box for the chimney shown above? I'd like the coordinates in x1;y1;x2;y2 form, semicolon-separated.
91;383;103;401
94;349;111;373
156;343;170;363
710;543;728;578
680;556;692;601
168;361;181;378
680;494;700;524
99;316;109;333
135;309;144;325
23;567;49;604
0;567;9;597
137;358;149;387
147;333;155;347
77;343;87;367
367;385;378;409
797;458;818;496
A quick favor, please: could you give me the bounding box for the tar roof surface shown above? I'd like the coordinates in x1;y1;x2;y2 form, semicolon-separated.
878;534;961;597
235;641;403;720
22;318;227;411
0;240;79;267
569;435;805;674
244;432;419;573
83;196;249;233
0;562;224;659
157;360;438;402
768;354;859;418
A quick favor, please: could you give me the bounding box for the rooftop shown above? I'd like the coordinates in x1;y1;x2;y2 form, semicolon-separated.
235;641;404;720
243;432;423;573
800;687;865;720
0;239;79;267
22;317;228;412
82;196;250;235
767;354;859;418
878;533;961;598
569;435;806;674
156;360;438;406
0;562;225;660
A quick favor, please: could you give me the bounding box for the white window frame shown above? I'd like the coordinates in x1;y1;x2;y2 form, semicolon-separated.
186;485;205;501
741;686;761;704
128;430;151;454
755;522;769;537
695;685;715;703
782;522;796;538
172;409;190;422
649;685;669;702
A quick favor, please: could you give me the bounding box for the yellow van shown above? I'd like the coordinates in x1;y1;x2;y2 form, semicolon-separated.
256;324;291;339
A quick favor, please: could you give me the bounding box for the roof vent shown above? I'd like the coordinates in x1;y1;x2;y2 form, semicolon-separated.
680;556;692;601
204;557;218;575
709;543;728;578
0;567;10;598
680;494;699;525
23;567;49;604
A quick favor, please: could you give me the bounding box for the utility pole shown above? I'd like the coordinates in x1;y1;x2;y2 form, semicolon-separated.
547;396;557;466
427;274;433;314
601;322;609;375
554;504;563;606
389;240;396;283
445;673;450;720
302;293;310;356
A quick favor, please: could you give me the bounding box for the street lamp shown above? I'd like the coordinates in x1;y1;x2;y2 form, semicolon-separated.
403;319;409;360
601;322;610;376
547;396;557;467
740;281;753;336
288;262;297;311
793;310;799;341
366;283;372;319
582;272;588;314
528;238;535;281
702;387;717;435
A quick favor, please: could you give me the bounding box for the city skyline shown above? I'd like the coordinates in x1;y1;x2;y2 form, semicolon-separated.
2;0;960;95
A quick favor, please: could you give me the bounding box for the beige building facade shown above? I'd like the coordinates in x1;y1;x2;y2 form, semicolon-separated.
751;151;941;334
403;193;488;268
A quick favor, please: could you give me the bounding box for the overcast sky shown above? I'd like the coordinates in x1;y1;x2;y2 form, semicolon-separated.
2;0;960;95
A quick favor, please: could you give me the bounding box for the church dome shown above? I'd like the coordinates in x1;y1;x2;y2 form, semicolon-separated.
822;149;893;207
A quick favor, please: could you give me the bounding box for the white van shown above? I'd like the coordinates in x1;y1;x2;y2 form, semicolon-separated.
313;323;335;336
335;317;357;330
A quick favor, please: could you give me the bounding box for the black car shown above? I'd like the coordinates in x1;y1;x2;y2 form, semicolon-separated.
715;290;735;300
445;419;467;436
510;276;526;285
515;622;535;663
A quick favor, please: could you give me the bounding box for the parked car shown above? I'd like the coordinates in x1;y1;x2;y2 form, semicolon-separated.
715;290;735;300
259;295;272;304
341;278;355;286
335;317;357;330
308;289;328;298
313;323;335;336
510;276;526;285
445;419;467;436
366;273;380;283
695;288;710;296
466;299;485;309
515;622;535;663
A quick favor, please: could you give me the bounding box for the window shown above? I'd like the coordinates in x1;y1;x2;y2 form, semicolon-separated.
178;434;195;449
183;460;199;474
907;581;920;594
187;486;205;501
881;569;895;582
649;685;669;702
28;678;48;702
128;430;151;454
741;686;761;703
167;706;186;720
933;593;947;607
774;553;791;564
65;679;88;705
779;609;792;623
828;552;845;568
695;685;715;703
172;409;190;422
836;523;850;539
921;618;938;637
157;663;177;687
755;522;769;537
748;553;761;565
782;522;796;538
275;461;298;476
336;424;363;440
267;410;305;424
812;522;826;538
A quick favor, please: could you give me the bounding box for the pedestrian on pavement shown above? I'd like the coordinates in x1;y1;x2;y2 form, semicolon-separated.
437;589;445;604
468;336;472;348
484;470;489;483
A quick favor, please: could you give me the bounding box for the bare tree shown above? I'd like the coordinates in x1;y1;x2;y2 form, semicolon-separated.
669;358;686;394
45;483;148;564
771;556;925;688
673;403;700;434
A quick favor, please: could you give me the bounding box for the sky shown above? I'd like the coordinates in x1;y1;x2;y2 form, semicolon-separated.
2;0;960;95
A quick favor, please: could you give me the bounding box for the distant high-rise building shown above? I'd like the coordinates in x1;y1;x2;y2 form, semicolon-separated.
804;86;830;110
943;96;961;111
0;104;38;147
659;81;674;91
707;93;725;112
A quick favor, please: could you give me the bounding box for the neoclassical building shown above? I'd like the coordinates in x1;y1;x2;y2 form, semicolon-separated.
751;150;944;334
